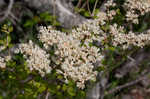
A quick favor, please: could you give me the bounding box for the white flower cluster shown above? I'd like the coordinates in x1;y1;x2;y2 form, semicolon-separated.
0;46;5;52
97;12;108;25
0;55;11;69
0;56;6;69
38;25;104;89
105;0;116;8
17;40;51;77
102;0;150;24
38;26;68;49
124;0;150;24
104;0;117;20
110;24;150;49
72;19;106;44
38;6;150;87
4;55;12;62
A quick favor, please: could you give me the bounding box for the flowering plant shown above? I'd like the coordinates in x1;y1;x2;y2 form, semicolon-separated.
0;0;150;99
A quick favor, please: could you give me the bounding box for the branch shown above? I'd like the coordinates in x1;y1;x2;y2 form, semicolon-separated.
106;73;150;95
20;75;34;84
115;49;150;78
76;0;82;8
92;0;98;16
24;0;87;28
0;0;14;22
86;0;92;16
45;92;50;99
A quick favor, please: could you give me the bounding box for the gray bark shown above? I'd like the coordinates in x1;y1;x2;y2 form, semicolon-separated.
23;0;86;28
0;0;5;7
86;72;108;99
115;49;150;78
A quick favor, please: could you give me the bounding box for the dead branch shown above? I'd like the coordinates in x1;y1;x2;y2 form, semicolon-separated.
45;92;50;99
106;73;150;95
0;0;14;22
115;49;150;78
86;0;92;16
92;0;98;16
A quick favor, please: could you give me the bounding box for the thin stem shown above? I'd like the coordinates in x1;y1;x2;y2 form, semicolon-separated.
0;0;14;22
86;0;92;16
92;0;98;16
76;0;82;8
106;73;149;95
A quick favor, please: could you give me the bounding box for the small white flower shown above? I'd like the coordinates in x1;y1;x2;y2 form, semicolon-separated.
4;55;11;62
0;57;6;69
18;40;51;76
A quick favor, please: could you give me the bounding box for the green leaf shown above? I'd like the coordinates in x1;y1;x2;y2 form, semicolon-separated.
0;95;2;99
77;91;86;98
52;21;61;26
24;20;34;28
84;11;91;17
57;85;61;90
48;84;57;94
89;0;95;3
68;80;75;86
34;82;41;88
57;75;63;79
7;35;11;43
33;16;40;23
67;87;76;96
40;12;53;22
0;40;4;44
62;84;67;91
88;42;93;47
38;85;46;93
8;26;13;33
108;47;115;51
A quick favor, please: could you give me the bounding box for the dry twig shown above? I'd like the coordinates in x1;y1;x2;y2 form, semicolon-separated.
106;73;150;95
76;0;82;8
86;0;92;16
45;92;50;99
0;0;14;22
92;0;98;16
